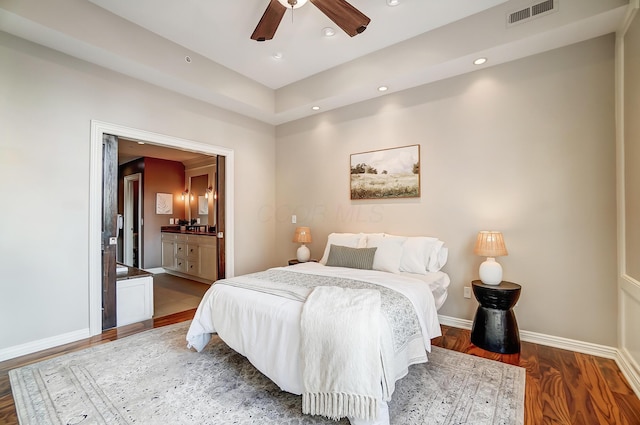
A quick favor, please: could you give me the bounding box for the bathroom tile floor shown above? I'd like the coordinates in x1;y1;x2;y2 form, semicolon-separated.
153;273;210;318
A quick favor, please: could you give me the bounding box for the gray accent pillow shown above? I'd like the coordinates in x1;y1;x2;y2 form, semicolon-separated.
325;244;377;270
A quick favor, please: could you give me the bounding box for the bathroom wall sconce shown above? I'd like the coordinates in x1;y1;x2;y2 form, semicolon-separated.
181;189;189;201
205;187;213;199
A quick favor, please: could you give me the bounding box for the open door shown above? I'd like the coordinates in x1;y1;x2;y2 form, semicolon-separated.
102;134;118;329
216;155;226;280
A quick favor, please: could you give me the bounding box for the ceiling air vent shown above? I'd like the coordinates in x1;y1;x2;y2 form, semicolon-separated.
507;0;558;27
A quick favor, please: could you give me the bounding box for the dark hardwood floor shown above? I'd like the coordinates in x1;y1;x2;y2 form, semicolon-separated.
1;316;639;424
433;326;640;425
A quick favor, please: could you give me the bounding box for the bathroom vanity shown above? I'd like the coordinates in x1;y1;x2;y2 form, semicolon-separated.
161;227;217;283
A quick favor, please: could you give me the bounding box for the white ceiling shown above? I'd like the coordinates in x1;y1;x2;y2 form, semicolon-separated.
87;0;510;90
0;0;630;126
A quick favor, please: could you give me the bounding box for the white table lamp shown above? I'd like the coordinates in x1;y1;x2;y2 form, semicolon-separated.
473;231;508;285
293;226;312;262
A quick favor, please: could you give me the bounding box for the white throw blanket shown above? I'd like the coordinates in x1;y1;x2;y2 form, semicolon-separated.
300;286;382;421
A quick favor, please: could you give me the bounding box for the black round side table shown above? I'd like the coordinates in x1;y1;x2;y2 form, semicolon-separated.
470;280;522;354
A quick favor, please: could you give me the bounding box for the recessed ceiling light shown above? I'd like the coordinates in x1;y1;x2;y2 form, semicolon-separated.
387;0;400;6
272;52;283;60
473;57;488;65
378;86;389;92
137;141;145;145
322;27;336;37
311;106;321;111
184;56;192;63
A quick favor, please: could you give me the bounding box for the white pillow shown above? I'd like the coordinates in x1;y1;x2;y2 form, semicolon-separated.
428;244;448;272
399;236;440;275
360;233;384;246
366;234;406;273
319;233;366;265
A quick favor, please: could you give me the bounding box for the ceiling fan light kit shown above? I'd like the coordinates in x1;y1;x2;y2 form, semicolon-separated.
251;0;370;42
277;0;308;9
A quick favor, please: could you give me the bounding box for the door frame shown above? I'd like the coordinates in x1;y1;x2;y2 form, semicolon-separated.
123;173;142;267
89;120;235;336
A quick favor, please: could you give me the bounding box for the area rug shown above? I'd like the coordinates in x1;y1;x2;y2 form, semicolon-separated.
9;322;524;425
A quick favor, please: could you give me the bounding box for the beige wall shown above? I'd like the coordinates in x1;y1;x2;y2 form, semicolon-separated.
621;8;640;385
276;35;618;346
0;32;277;351
625;12;640;281
0;24;628;359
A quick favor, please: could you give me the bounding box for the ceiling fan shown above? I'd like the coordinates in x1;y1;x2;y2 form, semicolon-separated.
251;0;371;42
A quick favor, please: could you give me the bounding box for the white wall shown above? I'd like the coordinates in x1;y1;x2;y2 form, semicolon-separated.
0;32;277;353
276;35;618;346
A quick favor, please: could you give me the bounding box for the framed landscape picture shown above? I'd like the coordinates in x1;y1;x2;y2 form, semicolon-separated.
350;144;420;200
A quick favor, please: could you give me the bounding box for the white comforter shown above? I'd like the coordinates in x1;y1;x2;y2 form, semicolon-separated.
186;262;449;423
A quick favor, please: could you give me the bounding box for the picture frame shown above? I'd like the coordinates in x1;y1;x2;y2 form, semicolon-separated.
350;144;420;200
156;193;173;214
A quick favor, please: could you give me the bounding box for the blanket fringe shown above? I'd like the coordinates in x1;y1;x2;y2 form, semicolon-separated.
302;392;378;421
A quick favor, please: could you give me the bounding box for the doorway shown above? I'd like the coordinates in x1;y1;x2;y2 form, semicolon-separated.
123;173;142;267
90;120;235;336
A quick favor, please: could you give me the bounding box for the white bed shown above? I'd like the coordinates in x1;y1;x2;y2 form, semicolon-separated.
186;233;450;425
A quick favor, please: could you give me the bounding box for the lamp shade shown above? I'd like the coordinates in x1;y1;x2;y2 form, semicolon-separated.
293;226;312;244
473;231;508;257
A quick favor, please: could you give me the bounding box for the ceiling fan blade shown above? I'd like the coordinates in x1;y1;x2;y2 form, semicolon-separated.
251;0;287;41
310;0;370;37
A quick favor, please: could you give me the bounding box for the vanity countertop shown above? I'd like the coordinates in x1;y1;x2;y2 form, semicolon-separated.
116;263;153;281
161;226;216;236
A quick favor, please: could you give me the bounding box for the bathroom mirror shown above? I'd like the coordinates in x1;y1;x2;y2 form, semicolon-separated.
187;172;215;227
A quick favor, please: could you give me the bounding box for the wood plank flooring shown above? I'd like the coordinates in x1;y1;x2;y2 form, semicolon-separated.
1;316;639;424
433;326;640;425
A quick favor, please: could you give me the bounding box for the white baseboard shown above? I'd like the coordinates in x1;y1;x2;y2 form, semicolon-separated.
617;347;640;399
438;314;618;357
438;315;473;331
437;314;640;398
0;328;91;363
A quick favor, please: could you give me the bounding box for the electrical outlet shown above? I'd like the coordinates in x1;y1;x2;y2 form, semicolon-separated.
292;215;297;224
169;218;174;225
463;287;471;299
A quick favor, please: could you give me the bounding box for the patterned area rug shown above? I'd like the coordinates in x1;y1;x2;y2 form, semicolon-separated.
9;322;524;425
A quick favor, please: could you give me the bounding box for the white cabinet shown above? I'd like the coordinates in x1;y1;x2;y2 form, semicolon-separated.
161;232;217;283
117;274;153;327
199;241;217;281
161;236;176;269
